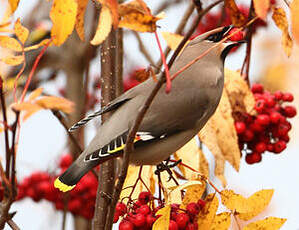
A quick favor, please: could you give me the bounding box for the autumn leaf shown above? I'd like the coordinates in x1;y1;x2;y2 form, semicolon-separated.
225;0;247;27
168;181;202;205
237;189;274;220
197;193;219;230
0;36;22;51
24;39;51;52
8;0;20;13
99;0;119;29
210;212;231;230
35;96;74;114
12;102;43;121
272;7;293;57
0;55;24;66
253;0;270;20
90;5;113;45
27;88;43;101
14;18;29;44
152;205;171;230
50;0;78;46
161;32;185;50
180;182;206;210
243;217;286;230
290;0;299;45
220;190;251;213
75;0;88;41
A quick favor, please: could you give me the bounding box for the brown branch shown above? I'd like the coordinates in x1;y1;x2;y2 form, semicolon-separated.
154;0;184;14
133;31;155;66
10;112;19;198
7;219;20;230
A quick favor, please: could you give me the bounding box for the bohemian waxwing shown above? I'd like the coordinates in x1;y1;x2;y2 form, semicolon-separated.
55;26;243;192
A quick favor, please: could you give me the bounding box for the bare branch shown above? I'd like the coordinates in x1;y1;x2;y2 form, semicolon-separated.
133;31;155;66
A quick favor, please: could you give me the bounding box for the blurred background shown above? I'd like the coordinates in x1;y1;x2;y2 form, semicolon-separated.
0;0;298;229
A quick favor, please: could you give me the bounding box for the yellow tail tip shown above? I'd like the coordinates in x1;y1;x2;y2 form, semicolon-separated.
54;178;75;192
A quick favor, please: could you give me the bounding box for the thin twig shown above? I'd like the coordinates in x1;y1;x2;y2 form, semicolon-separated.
133;31;155;66
7;219;20;230
10;112;19;198
283;0;290;7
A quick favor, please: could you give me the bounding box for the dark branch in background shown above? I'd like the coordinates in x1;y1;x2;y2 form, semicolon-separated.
241;0;254;84
133;31;155;66
7;219;20;230
154;0;184;15
105;0;225;228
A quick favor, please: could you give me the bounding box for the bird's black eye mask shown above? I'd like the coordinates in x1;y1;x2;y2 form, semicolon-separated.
205;26;233;42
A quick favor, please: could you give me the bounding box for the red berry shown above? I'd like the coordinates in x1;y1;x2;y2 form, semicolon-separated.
169;220;179;230
175;213;190;229
245;152;262;164
255;142;267;153
228;28;244;41
274;91;283;100
249;121;264;133
257;114;270;126
197;199;206;209
119;220;134;230
132;213;146;227
116;202;127;216
59;154;73;168
242;130;254;142
277;124;289;137
171;211;177;220
138;205;151;215
68;199;82;214
273;140;286;153
282;93;294;102
146;214;157;227
270;112;281;124
171;203;180;212
133;200;142;210
235;121;246;134
186;223;198;230
251;83;264;94
254;99;266;113
267;144;274;152
186;202;200;215
283;106;297;118
265;95;276;107
138;192;152;204
113;212;120;223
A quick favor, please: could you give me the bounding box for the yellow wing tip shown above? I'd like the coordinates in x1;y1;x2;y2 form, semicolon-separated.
54;178;75;192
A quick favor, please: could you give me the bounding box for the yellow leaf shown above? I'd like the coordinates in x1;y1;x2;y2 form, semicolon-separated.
35;96;74;114
8;0;20;13
180;182;206;210
50;0;78;46
11;102;42;120
199;150;209;178
99;0;119;29
161;32;184;50
0;55;24;66
14;18;29;44
24;39;51;52
290;0;299;45
253;0;269;20
75;0;88;41
220;190;251;213
210;212;231;230
225;0;247;27
197;193;219;230
211;90;241;171
199;122;227;187
152;205;171;230
0;36;22;51
272;7;293;57
224;69;256;116
90;5;112;45
243;217;286;230
237;189;274;220
28;88;43;101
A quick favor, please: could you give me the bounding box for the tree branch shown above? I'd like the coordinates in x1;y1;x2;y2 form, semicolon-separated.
133;31;155;66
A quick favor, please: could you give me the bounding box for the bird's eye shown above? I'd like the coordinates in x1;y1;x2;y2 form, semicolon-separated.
205;32;223;42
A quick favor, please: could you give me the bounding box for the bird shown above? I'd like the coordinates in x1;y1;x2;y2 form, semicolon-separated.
54;26;243;192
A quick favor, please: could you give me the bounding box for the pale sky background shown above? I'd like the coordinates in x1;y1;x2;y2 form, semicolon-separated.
1;0;299;229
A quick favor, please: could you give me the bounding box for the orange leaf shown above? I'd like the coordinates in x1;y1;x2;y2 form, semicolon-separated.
211;212;231;230
253;0;270;20
14;18;29;44
99;0;119;29
180;182;206;210
8;0;20;13
90;5;112;45
24;39;51;52
152;205;171;230
225;0;247;27
0;55;24;66
50;0;78;46
11;102;42;120
28;88;43;101
35;96;74;114
0;36;22;51
290;0;299;45
243;217;286;230
197;194;219;230
75;0;88;41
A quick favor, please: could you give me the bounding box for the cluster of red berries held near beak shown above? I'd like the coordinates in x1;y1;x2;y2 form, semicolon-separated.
235;84;296;164
116;191;206;230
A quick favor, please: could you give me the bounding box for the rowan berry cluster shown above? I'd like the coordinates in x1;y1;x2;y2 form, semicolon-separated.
16;154;98;219
235;84;296;164
116;191;206;230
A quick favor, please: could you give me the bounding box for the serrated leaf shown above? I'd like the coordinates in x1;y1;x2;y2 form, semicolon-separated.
28;88;43;101
1;55;24;66
152;205;171;230
225;0;247;27
8;0;20;13
35;96;74;114
50;0;78;46
224;68;256;116
210;212;231;230
272;7;293;57
253;0;270;20
180;182;206;210
90;5;112;45
14;18;29;44
237;189;274;220
220;190;251;213
197;193;219;230
0;36;22;51
75;0;88;41
290;0;299;45
243;217;286;230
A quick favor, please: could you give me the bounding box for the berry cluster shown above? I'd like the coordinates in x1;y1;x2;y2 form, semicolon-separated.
116;191;206;230
17;154;98;219
235;84;296;164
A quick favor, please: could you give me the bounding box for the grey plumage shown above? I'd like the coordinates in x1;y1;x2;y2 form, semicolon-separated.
55;26;241;192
